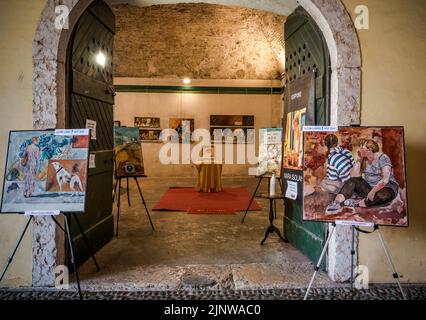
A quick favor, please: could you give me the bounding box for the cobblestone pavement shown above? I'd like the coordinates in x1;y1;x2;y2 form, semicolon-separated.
0;286;425;300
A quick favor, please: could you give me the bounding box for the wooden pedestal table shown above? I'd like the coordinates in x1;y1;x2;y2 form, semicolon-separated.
195;161;223;192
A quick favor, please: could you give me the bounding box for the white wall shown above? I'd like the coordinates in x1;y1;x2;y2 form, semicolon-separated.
114;78;283;177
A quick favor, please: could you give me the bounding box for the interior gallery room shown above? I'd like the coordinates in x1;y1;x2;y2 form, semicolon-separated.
0;0;425;302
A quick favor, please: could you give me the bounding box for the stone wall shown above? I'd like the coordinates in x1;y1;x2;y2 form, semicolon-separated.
113;3;286;79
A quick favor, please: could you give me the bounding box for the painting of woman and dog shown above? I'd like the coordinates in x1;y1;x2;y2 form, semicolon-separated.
1;130;90;213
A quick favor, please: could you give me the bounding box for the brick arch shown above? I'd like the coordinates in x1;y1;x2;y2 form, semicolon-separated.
32;0;361;286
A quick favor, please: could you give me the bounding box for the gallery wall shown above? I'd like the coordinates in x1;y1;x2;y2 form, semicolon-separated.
114;78;283;177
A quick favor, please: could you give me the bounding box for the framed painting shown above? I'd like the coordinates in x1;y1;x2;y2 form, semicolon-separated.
169;118;194;143
113;120;121;127
303;127;408;227
113;127;145;177
1;129;90;213
134;117;160;129
139;128;162;142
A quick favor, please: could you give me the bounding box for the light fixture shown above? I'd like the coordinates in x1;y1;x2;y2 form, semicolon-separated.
96;51;106;67
183;77;191;85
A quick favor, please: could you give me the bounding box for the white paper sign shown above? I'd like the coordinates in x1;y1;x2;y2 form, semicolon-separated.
89;154;96;168
55;129;90;136
335;221;375;227
285;180;298;200
25;210;60;216
264;131;282;145
302;125;338;132
86;119;97;140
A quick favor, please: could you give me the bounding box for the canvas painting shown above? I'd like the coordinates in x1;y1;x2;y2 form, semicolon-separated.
134;117;160;128
169;118;194;143
139;128;162;142
1;129;90;213
303;127;408;227
283;109;306;170
257;128;283;176
114;127;145;177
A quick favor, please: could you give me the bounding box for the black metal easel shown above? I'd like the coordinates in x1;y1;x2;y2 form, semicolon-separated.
112;175;155;237
241;174;284;224
303;223;407;300
0;212;100;300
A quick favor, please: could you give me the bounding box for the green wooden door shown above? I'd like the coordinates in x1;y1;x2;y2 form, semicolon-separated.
66;0;115;267
283;7;330;263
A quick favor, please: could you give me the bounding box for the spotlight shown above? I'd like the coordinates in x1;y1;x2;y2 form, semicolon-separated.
96;51;106;67
183;77;191;85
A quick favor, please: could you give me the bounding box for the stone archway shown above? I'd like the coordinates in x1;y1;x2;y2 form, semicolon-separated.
32;0;361;286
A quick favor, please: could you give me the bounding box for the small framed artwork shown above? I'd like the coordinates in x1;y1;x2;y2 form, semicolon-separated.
169;118;194;143
114;121;121;127
139;128;162;143
135;117;161;129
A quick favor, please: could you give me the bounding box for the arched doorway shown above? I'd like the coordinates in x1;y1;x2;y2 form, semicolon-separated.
31;0;361;286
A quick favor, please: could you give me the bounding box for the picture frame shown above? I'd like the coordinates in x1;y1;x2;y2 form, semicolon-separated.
1;129;90;214
303;126;408;227
139;128;163;143
135;117;161;129
169;118;194;143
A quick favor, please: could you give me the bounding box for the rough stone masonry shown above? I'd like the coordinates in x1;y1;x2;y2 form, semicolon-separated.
112;3;286;80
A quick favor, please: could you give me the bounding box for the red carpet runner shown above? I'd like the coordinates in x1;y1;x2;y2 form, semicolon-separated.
152;187;261;214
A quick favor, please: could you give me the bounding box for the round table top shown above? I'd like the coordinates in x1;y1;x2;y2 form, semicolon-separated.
256;193;285;200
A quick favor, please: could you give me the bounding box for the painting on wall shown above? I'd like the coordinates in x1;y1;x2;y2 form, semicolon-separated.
139;128;162;142
113;127;145;177
303;127;408;227
257;128;283;177
283;109;306;171
135;117;160;129
169;118;194;143
113;121;121;127
1;129;90;213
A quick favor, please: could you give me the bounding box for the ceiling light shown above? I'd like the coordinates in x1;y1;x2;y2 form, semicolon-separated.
183;78;191;85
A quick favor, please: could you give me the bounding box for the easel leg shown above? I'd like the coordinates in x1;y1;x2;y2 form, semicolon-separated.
0;216;33;282
377;228;407;300
126;177;131;207
350;225;356;289
72;214;101;272
134;177;155;231
241;177;262;224
116;178;122;237
112;179;118;203
63;214;83;300
304;223;337;300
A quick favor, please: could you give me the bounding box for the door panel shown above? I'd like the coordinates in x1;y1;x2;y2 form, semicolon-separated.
67;0;115;267
284;7;330;263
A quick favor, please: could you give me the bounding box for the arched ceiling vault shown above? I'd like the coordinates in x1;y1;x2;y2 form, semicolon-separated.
106;0;298;16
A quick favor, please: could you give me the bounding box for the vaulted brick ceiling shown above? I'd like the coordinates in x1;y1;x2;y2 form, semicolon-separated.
106;0;298;16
